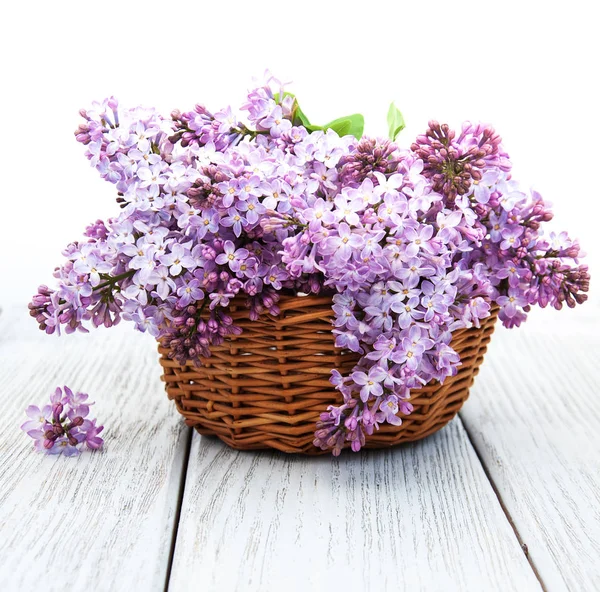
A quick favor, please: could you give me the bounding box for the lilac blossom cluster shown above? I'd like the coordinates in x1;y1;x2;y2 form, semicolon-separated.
21;387;104;456
31;75;354;366
275;126;588;454
29;76;589;454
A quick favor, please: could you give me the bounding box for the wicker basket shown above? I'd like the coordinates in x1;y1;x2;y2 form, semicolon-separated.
159;294;498;454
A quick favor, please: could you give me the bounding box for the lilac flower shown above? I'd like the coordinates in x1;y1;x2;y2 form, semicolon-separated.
388;279;420;301
496;289;529;318
215;240;249;268
373;171;403;195
260;105;292;138
396;258;436;285
232;256;258;278
363;302;394;332
499;226;524;250
149;265;177;299
159;243;196;276
72;245;113;287
420;281;450;321
63;386;91;418
471;169;500;204
49;437;83;457
391;296;425;329
236;175;262;201
303;198;336;230
495;262;524;288
21;386;103;455
436;211;463;244
488;211;508;242
21;404;52;434
395;326;434;369
264;266;288;290
237;197;265;225
218;178;241;208
123;240;157;278
80;419;105;450
376;395;403;426
351;365;388;402
365;335;397;362
137;163;167;193
334;330;363;353
190;209;219;240
333;193;364;226
404;225;435;257
214;106;237;134
221;208;247;237
261;179;291;211
177;277;204;307
321;223;365;261
377;194;408;226
130;308;161;336
28;82;588;457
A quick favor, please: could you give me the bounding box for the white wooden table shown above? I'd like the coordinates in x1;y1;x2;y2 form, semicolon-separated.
1;301;599;592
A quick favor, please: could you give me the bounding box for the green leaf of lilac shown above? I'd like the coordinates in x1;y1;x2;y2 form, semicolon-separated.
273;92;363;137
387;102;405;140
327;119;352;136
323;114;364;139
294;103;312;128
274;91;312;127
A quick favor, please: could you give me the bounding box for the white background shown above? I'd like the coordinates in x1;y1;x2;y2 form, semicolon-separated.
0;0;597;309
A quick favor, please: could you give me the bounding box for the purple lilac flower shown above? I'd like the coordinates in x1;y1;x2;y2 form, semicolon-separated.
351;365;388;402
412;120;507;203
21;386;103;455
30;80;589;456
376;395;403;426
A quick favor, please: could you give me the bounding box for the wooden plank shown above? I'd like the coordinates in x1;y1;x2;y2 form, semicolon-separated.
168;421;542;592
460;304;600;592
0;307;191;591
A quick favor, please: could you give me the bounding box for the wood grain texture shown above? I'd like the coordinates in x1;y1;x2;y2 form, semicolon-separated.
0;307;190;592
461;304;600;592
168;422;541;592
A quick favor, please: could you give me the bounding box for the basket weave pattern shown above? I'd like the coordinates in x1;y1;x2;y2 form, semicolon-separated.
159;295;498;454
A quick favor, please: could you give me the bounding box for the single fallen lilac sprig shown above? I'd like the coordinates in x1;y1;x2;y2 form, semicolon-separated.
21;386;104;456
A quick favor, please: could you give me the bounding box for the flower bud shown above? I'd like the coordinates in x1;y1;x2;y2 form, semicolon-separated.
70;416;84;428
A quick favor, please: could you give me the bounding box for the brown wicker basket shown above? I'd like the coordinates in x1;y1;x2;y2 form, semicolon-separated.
159;294;498;454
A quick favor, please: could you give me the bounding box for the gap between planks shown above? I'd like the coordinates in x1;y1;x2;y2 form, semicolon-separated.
458;413;548;592
164;426;193;592
166;421;543;592
165;420;545;592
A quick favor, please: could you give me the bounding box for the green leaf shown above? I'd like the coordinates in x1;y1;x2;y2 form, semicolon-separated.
328;119;352;136
323;113;364;139
293;101;312;128
387;102;405;141
274;91;314;128
273;92;364;138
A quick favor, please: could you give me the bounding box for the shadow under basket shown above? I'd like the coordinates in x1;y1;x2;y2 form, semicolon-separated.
158;295;499;454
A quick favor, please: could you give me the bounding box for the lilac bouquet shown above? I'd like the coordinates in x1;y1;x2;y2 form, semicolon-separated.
29;74;589;454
